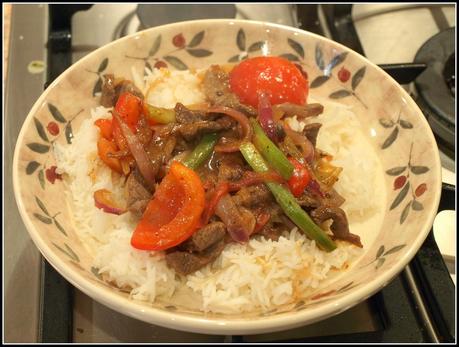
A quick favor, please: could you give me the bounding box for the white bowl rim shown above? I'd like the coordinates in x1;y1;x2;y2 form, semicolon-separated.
13;18;442;335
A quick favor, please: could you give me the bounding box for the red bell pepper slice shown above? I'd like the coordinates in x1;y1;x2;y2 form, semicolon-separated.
287;157;311;197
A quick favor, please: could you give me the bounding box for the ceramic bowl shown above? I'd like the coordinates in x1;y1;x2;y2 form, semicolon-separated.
13;19;441;335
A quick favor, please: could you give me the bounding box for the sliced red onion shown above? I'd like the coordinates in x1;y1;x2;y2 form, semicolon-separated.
284;127;315;164
257;91;280;143
94;189;126;215
207;106;253;153
112;110;156;190
215;194;252;243
307;179;325;198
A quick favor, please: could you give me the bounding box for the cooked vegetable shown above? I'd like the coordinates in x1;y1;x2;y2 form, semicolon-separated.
131;161;205;251
94;118;113;140
112;111;156;189
229;56;309;107
253;212;271;233
287;157;311;197
182;133;218;170
284;126;315;163
201;182;230;225
215;194;254;243
97;137;122;174
144;104;176;125
314;156;343;188
251;119;294;180
94;189;126;215
257;91;283;143
114;92;142;132
210;106;253;153
239;142;337;252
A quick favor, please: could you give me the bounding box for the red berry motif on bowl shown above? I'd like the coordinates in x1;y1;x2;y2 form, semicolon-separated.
415;183;427;197
394;175;407;190
154;61;167;69
47;121;59;136
172;33;186;48
45;166;62;184
338;67;351;82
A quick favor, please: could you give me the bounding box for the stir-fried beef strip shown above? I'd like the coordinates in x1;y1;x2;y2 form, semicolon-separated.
296;190;321;210
165;239;226;276
179;221;226;252
310;206;362;247
203;65;257;116
125;168;153;217
173;103;236;141
302;123;322;147
100;74;117;107
216;152;246;182
100;74;144;108
232;184;272;209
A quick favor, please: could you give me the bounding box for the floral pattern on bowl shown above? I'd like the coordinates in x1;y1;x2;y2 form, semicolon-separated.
13;19;442;335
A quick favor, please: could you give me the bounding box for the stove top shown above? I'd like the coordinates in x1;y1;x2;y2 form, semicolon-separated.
4;4;456;343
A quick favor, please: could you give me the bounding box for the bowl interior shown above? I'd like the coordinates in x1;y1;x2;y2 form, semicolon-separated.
13;19;441;334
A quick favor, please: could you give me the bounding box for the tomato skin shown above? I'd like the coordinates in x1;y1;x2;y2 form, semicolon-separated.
131;162;205;251
229;56;309;108
97;137;123;174
287;157;311;197
114;92;142;132
94;118;113;140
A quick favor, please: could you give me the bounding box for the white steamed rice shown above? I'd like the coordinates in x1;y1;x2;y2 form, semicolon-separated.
54;68;378;313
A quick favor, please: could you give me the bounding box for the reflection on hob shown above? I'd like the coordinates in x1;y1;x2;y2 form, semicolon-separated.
414;27;455;159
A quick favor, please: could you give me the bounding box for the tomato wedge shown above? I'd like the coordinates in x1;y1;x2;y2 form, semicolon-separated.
131;162;205;251
94;118;113;140
97;137;122;174
229;56;309;108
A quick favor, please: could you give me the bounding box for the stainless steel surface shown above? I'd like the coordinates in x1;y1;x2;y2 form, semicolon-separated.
4;4;48;343
402;266;440;343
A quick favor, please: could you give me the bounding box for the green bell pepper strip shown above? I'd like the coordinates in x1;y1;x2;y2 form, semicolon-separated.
251;119;294;180
239;142;337;252
182;133;219;170
144;104;176;124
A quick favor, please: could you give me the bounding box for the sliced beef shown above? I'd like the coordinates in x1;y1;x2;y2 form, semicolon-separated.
296;190;321;210
165;239;226;276
203;65;256;116
233;184;273;209
174;117;234;141
173;103;237;141
100;74;117;107
115;80;144;100
144;135;176;180
175;103;211;124
302;123;322;147
100;75;144;108
125;168;153;217
322;188;345;207
216;152;245;182
180;222;226;252
310;205;362;247
257;225;284;242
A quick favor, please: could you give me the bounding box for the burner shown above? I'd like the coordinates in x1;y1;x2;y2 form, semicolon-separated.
414;27;455;157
